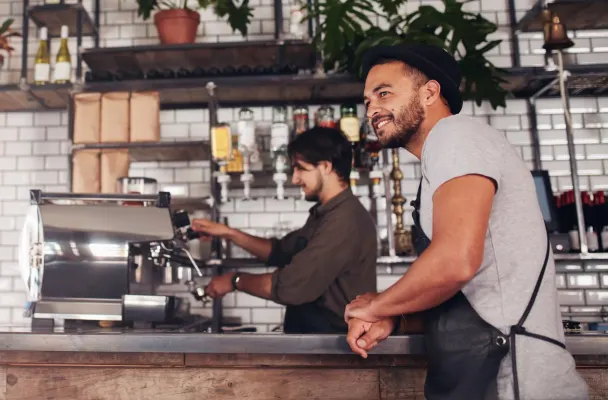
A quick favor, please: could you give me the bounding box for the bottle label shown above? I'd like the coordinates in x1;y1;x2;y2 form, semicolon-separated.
53;61;72;82
211;126;232;160
237;120;256;150
34;64;50;82
340;117;360;142
271;123;289;150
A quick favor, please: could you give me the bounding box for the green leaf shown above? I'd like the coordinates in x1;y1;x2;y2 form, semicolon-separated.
0;18;14;35
214;0;254;37
136;0;158;20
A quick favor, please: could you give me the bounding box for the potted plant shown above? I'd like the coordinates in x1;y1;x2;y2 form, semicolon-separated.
0;18;20;68
136;0;254;45
307;0;509;109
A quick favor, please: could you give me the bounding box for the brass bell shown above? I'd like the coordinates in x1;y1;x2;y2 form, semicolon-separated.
542;10;574;52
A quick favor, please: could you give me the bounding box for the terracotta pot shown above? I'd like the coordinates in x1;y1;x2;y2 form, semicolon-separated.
154;9;201;45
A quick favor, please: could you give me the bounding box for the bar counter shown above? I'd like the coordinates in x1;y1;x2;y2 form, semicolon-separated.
1;329;607;399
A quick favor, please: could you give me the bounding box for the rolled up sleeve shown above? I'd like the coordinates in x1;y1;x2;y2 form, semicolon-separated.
270;215;355;306
266;229;304;268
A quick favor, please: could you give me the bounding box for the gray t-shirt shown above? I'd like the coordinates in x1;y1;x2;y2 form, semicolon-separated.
419;114;588;400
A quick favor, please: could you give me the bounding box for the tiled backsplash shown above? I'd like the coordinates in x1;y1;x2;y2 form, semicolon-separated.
1;0;608;329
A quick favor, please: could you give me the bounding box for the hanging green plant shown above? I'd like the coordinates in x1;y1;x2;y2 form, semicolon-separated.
307;0;509;109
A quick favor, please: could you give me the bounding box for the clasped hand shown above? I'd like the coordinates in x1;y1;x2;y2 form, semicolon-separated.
344;292;395;358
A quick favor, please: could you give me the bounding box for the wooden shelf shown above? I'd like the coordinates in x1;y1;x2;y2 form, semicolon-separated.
71;141;210;162
28;3;97;37
518;0;608;32
0;83;71;111
81;40;316;78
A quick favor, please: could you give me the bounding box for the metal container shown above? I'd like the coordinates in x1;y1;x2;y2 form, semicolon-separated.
19;191;176;321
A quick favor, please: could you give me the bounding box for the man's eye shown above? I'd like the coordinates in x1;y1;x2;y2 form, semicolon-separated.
379;91;389;97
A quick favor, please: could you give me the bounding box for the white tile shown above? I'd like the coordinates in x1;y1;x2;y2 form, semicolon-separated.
176;110;205;123
106;11;134;24
601;273;608;288
33;141;60;155
0;276;11;291
589;176;608;191
234;198;264;212
552;145;585;161
34;112;61;126
160;124;189;138
585;144;608;159
0;157;16;170
555;273;566;289
46;126;68;140
264;198;295;212
174;168;204;183
2;200;29;216
45;156;68;169
0;186;16;201
144;169;174;183
251;308;282;324
556;176;590;191
30;171;58;185
159;110;175;123
506;131;532;146
566;273;600;289
2;172;30;185
17;156;44;171
235;292;267;307
120;24;148;38
377;275;399;291
0;262;20;277
585;290;608;306
0;308;10;324
6;112;33;127
249;213;280;228
227;214;249;228
557;290;585;306
5;142;31;156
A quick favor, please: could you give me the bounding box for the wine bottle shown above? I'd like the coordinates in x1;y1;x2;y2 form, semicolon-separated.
33;27;50;85
53;25;72;84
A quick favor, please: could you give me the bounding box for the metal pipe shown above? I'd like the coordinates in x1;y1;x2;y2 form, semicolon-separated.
530;77;560;102
527;99;542;170
273;0;283;40
382;149;396;257
76;0;84;82
557;50;588;254
20;0;29;84
507;0;521;67
94;0;101;48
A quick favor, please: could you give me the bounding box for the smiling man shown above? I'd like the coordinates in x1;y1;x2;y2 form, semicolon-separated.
192;126;378;334
344;43;588;400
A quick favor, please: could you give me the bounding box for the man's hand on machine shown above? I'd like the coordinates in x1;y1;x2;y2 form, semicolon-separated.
191;219;233;241
205;272;236;299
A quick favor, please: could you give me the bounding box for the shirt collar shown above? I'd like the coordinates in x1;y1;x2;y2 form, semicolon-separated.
309;188;354;217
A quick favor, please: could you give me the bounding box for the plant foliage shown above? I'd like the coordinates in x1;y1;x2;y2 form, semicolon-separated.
136;0;254;37
0;18;21;67
307;0;509;109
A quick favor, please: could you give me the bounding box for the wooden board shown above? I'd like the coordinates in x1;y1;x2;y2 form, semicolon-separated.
4;367;379;400
578;369;608;400
185;353;427;368
0;351;184;367
0;366;6;400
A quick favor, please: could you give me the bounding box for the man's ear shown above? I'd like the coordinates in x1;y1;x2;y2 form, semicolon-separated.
421;80;442;107
318;161;333;175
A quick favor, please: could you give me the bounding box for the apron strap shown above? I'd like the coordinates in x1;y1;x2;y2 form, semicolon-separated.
509;231;565;400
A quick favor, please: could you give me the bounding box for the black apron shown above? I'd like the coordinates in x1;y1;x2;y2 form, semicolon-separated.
411;179;566;400
283;302;347;334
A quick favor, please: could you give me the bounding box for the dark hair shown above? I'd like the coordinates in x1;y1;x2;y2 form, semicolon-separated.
287;126;352;183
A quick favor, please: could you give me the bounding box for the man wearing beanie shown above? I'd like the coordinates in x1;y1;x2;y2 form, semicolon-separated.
344;43;589;400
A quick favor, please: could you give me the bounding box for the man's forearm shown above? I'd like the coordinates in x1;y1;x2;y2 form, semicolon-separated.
235;272;273;300
370;243;471;319
226;230;273;261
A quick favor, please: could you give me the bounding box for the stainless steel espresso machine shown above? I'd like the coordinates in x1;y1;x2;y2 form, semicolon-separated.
18;190;213;330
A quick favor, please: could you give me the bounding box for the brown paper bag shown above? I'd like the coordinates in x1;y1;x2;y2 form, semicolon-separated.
130;91;160;142
72;150;100;193
73;93;101;144
101;92;130;143
100;150;130;193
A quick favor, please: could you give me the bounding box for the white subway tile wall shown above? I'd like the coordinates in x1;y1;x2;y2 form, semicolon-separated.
0;0;607;330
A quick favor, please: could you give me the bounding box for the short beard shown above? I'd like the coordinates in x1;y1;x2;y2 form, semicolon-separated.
304;174;323;202
378;95;424;149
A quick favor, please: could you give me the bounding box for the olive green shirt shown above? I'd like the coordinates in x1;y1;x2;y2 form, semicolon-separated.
268;188;378;324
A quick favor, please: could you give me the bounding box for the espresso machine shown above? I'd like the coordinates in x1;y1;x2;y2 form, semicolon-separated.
19;189;213;330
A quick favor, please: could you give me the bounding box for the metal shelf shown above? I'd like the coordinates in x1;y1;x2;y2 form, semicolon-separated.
80;40;316;78
71;140;211;162
28;3;98;37
517;0;608;32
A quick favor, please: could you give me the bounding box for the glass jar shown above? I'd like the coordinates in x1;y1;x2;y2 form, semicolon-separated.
316;105;336;128
293;106;309;135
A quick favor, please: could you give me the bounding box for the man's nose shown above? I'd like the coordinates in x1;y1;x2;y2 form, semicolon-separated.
366;103;380;120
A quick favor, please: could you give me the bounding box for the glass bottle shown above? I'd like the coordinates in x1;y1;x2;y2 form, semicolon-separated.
316;105;336;128
293;106;309;136
53;25;72;84
34;27;50;85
